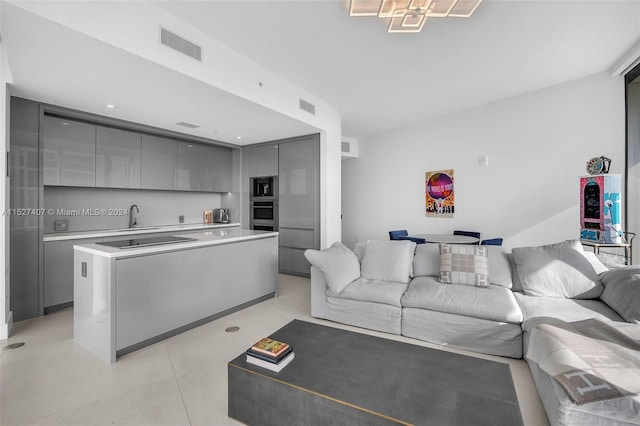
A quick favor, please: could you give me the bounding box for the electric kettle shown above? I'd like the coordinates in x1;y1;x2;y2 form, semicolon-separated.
214;208;230;223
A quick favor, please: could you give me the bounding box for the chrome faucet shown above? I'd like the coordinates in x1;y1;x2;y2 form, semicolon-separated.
129;204;139;228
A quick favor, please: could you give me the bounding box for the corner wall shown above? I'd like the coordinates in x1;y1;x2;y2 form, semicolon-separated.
1;0;14;339
342;71;625;251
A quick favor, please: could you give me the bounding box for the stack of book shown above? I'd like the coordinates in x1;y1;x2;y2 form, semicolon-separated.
246;337;295;372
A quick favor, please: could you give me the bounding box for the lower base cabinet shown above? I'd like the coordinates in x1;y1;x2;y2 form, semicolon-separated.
44;238;98;310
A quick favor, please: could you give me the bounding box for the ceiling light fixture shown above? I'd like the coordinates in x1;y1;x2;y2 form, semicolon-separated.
349;0;482;33
105;104;117;109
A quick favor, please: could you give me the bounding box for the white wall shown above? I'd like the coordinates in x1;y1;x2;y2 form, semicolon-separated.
1;0;14;339
342;72;626;251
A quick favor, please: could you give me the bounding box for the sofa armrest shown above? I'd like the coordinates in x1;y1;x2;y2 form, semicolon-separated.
310;266;331;319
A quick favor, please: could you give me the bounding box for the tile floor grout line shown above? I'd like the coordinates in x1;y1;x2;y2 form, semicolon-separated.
165;343;194;426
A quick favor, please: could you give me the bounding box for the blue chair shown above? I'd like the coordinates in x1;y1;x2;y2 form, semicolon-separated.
453;230;481;245
389;230;426;244
481;238;503;246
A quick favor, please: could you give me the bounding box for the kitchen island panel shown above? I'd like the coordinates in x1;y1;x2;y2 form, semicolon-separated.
115;237;278;351
74;250;116;364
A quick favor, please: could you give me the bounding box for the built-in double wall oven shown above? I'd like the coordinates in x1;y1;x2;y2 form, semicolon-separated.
250;176;278;231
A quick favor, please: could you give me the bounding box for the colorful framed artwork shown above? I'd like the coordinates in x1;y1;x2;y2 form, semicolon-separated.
425;169;454;218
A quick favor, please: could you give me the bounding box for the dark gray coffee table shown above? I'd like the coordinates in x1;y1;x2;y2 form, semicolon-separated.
228;320;523;425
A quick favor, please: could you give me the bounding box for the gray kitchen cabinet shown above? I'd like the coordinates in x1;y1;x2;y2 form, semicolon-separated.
44;237;100;310
245;144;278;177
141;134;177;190
208;146;233;192
278;135;320;276
96;126;141;188
10;97;42;321
177;141;208;191
43;115;96;187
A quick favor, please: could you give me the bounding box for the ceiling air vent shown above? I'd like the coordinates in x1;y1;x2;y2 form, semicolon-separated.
161;28;202;62
299;99;316;115
176;122;200;129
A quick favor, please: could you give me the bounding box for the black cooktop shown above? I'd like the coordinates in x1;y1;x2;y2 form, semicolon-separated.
96;235;197;249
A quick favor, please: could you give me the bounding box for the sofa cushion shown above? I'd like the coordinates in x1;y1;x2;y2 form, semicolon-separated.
401;276;523;324
327;277;409;308
512;240;603;299
412;243;440;277
360;240;416;284
600;266;640;323
439;244;489;287
514;292;624;334
304;242;360;294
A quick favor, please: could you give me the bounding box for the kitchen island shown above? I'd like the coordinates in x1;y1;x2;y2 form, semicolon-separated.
73;228;278;363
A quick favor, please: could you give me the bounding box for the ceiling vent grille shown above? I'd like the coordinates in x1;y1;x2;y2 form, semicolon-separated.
161;28;202;61
176;121;200;129
299;99;316;115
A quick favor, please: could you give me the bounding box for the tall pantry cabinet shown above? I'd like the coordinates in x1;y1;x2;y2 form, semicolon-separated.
278;135;320;276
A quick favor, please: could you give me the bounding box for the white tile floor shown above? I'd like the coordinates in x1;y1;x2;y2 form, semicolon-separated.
1;274;549;426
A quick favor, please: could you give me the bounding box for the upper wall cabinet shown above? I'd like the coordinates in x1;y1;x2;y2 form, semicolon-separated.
96;126;142;189
177;141;208;191
245;144;278;177
42;112;233;193
177;142;233;192
208;146;232;192
43;116;96;187
141;135;177;190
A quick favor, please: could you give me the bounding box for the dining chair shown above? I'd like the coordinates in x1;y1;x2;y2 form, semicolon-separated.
453;230;481;244
389;230;426;244
481;238;503;246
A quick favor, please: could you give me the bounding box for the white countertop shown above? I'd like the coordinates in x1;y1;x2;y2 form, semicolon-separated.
44;222;241;242
73;228;278;259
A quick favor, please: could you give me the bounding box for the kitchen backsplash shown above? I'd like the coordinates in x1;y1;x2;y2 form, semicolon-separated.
44;186;231;233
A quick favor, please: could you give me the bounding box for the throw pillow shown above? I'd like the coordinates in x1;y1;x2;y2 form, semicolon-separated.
438;244;489;287
600;266;640;323
412;243;440;277
487;247;513;289
360;240;416;284
304;242;360;294
511;240;603;299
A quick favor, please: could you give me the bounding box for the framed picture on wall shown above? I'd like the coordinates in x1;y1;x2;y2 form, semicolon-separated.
425;169;454;218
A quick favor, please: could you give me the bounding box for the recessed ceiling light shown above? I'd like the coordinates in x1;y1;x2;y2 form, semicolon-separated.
235;136;243;140
105;104;117;109
61;121;70;126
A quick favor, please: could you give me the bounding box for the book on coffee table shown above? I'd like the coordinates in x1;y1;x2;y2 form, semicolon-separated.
246;350;295;372
247;346;294;364
249;337;290;358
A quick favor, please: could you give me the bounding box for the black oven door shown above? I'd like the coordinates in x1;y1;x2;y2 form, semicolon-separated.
252;201;275;221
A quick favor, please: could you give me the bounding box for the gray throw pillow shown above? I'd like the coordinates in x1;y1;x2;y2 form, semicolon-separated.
412;243;440;277
600;266;640;323
361;240;416;284
512;240;603;299
487;247;513;289
304;242;360;294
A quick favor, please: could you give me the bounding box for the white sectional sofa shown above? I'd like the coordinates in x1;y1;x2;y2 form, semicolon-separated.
305;239;640;426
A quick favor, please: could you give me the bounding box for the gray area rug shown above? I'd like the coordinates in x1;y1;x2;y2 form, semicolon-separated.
229;319;523;426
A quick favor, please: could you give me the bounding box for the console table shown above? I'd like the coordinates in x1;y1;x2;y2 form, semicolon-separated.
580;240;633;266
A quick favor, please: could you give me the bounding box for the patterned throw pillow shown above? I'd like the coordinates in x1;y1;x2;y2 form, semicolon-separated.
439;244;489;287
